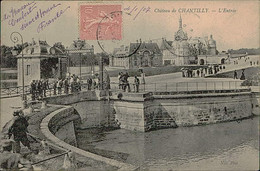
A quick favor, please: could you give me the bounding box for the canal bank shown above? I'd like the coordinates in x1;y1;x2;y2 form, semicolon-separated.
1;85;259;170
76;116;259;170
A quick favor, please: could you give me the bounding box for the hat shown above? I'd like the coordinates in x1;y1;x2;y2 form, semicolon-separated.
13;110;21;116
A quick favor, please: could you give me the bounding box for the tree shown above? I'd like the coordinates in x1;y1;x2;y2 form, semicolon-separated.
1;42;29;68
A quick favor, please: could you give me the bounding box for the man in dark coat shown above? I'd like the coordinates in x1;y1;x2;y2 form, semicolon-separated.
234;70;238;79
30;80;36;101
42;79;49;97
8;110;31;153
134;76;140;93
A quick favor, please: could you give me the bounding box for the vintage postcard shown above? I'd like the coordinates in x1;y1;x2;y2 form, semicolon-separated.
0;1;259;170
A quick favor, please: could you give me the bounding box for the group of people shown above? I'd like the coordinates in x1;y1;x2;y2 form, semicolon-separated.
30;79;49;100
182;68;206;78
118;71;143;93
53;74;82;95
234;69;246;80
118;72;131;92
0;110;33;170
182;65;225;78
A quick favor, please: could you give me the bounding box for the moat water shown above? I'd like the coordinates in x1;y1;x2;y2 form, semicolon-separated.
76;117;259;170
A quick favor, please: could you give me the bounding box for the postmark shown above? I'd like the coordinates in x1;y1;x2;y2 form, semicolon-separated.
79;4;122;40
96;10;142;58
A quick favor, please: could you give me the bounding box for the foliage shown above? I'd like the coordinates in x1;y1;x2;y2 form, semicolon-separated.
1;43;29;68
241;73;260;86
228;48;260;55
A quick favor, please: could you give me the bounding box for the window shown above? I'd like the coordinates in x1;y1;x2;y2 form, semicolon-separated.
26;65;31;75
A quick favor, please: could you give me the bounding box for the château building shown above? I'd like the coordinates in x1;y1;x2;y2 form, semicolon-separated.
109;41;162;69
110;15;226;68
160;15;219;66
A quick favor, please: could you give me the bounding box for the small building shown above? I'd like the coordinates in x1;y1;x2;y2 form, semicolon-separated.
197;54;228;65
67;39;94;67
16;39;67;86
109;45;130;68
109;41;162;69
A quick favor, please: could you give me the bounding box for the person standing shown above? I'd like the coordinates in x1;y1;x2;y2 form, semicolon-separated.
30;80;36;101
42;79;49;97
118;72;122;89
37;80;43;99
64;78;69;94
53;79;58;95
234;70;238;79
240;69;246;80
140;69;145;84
8;110;31;153
134;76;140;93
57;79;63;95
106;73;111;90
76;76;81;91
87;77;92;90
197;69;200;77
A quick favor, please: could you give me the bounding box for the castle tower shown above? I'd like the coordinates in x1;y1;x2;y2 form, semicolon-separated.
208;34;217;55
179;15;182;29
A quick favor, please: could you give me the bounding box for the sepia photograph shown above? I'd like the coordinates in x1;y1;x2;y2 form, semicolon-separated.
1;1;259;170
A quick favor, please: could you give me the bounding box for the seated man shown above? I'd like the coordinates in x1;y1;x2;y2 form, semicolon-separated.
0;138;33;170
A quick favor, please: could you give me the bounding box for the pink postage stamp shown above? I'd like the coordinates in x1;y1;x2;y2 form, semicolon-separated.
80;4;122;40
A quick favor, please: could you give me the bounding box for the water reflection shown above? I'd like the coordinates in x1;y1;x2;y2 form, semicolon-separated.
76;117;259;170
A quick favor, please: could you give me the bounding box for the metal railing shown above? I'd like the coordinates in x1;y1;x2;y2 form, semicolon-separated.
1;85;30;96
109;81;248;93
1;81;249;99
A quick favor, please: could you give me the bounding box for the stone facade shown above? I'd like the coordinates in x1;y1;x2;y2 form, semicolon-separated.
159;16;218;66
43;90;256;133
112;92;254;132
109;42;163;69
17;40;67;86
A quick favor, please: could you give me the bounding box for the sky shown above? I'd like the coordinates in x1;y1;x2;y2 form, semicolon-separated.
1;1;259;53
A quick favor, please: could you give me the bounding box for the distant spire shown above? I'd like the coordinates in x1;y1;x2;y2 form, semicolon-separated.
179;14;182;29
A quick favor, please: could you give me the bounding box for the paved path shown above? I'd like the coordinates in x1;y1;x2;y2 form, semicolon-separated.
110;72;244;92
0;96;22;131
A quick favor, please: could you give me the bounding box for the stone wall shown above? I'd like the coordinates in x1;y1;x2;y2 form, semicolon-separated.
146;92;252;129
43;90;256;132
47;106;80;146
72;100;116;129
41;105;137;171
113;100;145;132
112;92;254;132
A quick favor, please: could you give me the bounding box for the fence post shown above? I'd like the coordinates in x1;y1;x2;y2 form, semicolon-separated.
143;84;145;92
17;87;19;94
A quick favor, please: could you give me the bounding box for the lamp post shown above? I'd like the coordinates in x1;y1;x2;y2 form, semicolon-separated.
10;32;27;108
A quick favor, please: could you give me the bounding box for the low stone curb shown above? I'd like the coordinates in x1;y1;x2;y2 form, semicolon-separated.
40;105;138;171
